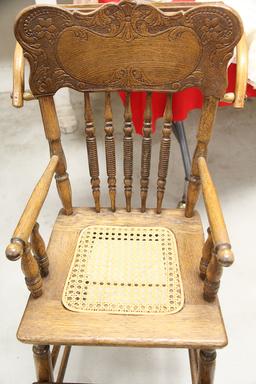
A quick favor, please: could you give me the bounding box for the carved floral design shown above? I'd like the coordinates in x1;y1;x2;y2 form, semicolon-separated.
33;17;57;42
201;17;224;41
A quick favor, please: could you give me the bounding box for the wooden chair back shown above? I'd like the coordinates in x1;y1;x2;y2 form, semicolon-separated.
14;1;243;216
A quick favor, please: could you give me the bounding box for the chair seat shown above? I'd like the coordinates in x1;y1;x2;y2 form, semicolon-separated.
17;208;227;349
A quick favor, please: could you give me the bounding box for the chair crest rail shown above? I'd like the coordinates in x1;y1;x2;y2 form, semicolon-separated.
14;1;242;97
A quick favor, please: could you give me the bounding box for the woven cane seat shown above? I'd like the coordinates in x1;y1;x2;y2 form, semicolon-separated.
62;225;184;315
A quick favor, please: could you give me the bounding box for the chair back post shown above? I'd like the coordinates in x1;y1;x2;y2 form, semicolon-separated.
39;96;73;215
185;96;218;217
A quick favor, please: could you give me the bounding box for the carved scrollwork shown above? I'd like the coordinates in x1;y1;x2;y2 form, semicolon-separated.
15;0;242;97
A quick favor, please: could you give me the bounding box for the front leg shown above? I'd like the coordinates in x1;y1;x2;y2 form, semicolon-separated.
33;345;54;383
198;349;216;384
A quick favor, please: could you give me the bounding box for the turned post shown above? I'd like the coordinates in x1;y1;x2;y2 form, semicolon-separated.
198;349;216;384
123;92;133;212
200;227;214;280
140;92;152;212
84;92;100;212
33;345;54;382
104;92;116;211
31;222;49;277
157;93;172;214
204;250;223;301
39;96;73;215
185;96;218;218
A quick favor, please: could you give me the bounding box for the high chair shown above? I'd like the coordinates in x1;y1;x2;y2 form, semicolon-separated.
6;1;243;383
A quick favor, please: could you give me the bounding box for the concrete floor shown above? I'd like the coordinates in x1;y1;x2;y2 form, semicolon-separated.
0;91;256;384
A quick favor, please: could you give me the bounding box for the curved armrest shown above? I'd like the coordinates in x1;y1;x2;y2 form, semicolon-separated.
234;33;248;108
6;156;59;261
198;157;234;267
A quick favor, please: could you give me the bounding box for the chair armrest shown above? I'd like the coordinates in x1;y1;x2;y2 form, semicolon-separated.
6;155;59;261
198;157;234;267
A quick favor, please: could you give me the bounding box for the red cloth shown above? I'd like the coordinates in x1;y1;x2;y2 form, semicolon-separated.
99;0;256;133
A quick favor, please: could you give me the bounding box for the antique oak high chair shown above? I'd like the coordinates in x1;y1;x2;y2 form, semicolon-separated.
6;1;242;383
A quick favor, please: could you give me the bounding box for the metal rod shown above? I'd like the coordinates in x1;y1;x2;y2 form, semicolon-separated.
173;120;191;205
173;121;191;180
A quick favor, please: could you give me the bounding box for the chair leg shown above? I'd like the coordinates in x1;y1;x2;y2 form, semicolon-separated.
189;349;199;384
198;349;216;384
33;345;54;383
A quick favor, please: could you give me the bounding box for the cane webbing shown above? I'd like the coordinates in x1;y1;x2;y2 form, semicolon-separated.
62;225;184;315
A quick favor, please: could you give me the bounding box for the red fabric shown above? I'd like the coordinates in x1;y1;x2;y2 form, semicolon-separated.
99;0;256;133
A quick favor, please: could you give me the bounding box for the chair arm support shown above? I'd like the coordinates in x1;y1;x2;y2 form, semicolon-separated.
198;157;234;267
234;32;248;108
6;155;59;261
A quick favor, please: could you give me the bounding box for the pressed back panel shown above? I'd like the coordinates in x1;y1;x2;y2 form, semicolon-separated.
14;1;243;216
15;1;242;97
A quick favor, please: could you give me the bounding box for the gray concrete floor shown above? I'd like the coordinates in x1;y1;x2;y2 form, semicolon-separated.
0;92;256;383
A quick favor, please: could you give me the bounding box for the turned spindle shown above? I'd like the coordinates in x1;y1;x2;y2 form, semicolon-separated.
84;92;100;212
104;92;116;211
157;93;172;214
123;92;133;212
140;92;152;212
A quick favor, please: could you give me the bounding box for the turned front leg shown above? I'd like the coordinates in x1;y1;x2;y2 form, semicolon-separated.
31;222;49;277
200;227;213;280
33;345;54;383
198;349;216;384
204;251;223;302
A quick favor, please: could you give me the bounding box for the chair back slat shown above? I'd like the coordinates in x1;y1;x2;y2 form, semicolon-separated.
84;92;100;212
104;92;116;212
123;92;133;212
140;92;152;212
156;94;172;214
